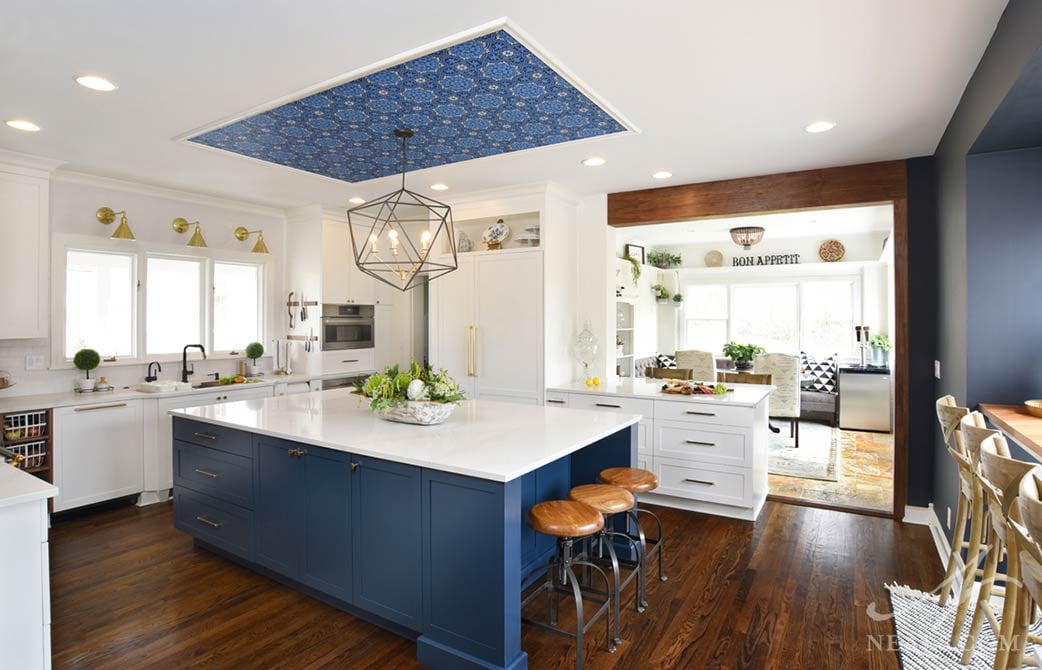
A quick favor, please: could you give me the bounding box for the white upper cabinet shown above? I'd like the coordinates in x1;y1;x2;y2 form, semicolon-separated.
0;163;51;339
320;218;375;305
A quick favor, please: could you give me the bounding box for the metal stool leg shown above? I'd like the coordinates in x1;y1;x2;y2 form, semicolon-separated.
637;507;668;582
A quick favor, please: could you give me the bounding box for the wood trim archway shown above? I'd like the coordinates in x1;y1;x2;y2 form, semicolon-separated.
607;160;909;519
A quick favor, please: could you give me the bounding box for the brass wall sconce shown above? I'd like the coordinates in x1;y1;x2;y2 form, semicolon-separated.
96;207;135;240
234;226;270;254
172;217;207;248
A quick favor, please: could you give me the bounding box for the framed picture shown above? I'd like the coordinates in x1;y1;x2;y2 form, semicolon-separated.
624;244;645;265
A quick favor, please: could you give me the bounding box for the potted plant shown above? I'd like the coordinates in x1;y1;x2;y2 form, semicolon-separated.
672;293;684;306
623;255;641;287
651;284;670;304
722;342;765;372
869;333;892;367
647;250;682;269
616;335;625;356
245;342;264;376
73;348;101;391
357;360;465;425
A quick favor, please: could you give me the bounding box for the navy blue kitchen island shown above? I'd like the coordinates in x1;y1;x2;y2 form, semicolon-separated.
170;392;639;670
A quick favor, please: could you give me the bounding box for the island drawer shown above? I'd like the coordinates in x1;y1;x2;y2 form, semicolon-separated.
568;394;653;420
652;458;751;507
653;421;749;467
173;418;252;458
174;488;253;556
653;400;753;428
175;441;253;508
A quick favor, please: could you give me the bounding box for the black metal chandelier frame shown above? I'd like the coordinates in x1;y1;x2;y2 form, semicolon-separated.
346;129;457;291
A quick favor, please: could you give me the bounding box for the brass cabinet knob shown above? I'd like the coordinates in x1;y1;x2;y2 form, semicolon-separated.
350;462;359;471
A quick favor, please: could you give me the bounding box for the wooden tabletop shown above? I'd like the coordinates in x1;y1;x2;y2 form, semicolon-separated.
980;404;1042;461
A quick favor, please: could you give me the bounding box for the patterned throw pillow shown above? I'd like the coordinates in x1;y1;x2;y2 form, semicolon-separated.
656;354;677;369
802;354;838;394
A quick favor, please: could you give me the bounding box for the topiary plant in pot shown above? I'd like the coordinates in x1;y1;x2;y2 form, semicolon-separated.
73;348;101;391
722;342;765;372
245;342;264;376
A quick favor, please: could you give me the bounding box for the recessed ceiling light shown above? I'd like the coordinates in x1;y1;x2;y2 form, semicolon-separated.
582;157;606;167
652;171;672;180
804;120;836;133
348;197;366;205
5;119;40;132
75;75;118;92
430;183;449;191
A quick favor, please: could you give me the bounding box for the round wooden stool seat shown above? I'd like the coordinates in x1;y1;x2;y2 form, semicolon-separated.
599;467;659;494
568;484;635;515
529;500;604;538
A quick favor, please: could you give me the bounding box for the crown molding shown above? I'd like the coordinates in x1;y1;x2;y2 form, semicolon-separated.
0;148;67;174
51;169;286;219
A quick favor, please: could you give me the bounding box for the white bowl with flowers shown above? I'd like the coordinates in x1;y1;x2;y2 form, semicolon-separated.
356;361;464;425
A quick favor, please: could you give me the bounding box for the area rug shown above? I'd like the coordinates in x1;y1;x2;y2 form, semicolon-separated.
886;583;1041;668
767;421;839;482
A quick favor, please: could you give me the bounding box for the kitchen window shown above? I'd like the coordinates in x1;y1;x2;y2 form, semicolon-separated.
54;234;269;365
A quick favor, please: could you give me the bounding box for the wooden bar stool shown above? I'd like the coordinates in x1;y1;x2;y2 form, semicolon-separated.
959;433;1032;665
569;484;641;644
935;396;978;614
523;500;616;670
1003;466;1042;669
598;467;667;608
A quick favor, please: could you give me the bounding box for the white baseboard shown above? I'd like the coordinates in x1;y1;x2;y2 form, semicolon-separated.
904;503;958;595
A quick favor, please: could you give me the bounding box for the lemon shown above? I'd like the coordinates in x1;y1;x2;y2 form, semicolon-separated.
592;377;601;386
585;377;594;387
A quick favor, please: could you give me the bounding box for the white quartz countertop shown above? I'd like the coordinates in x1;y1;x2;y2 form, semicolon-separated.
171;390;641;482
0;464;57;509
548;378;774;408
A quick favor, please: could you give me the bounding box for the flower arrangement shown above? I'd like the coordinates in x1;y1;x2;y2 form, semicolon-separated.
647;250;682;269
357;360;464;424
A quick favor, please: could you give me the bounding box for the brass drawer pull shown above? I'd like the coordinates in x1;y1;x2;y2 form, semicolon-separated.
685;411;716;417
595;403;623;408
546;399;566;405
683;478;715;486
196;515;222;528
194;468;220;479
287;447;305;457
350;462;359;472
685;440;715;446
74;402;127;412
194;432;218;441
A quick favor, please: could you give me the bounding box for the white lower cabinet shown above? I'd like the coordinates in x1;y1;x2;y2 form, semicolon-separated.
53;400;144;512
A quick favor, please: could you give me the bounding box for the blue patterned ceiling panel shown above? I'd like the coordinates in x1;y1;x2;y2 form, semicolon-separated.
188;30;627;183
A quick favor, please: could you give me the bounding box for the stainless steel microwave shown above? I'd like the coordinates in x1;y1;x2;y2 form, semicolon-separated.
320;304;374;351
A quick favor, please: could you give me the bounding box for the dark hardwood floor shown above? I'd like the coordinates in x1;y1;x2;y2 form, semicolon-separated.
49;500;941;670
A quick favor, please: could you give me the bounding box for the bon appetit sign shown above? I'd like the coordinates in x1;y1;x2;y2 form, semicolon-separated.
732;254;801;267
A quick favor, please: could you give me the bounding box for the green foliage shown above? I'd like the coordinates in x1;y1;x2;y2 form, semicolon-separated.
623;255;641;286
722;341;765;362
616;335;624;346
647;250;682;269
72;348;100;377
356;359;464;412
869;333;892;351
672;293;684;303
650;284;670;300
245;342;264;362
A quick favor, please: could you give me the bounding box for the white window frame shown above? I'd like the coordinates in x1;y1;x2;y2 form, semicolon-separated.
51;233;272;368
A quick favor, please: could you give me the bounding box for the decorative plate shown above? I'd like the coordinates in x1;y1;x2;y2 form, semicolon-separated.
819;239;845;262
704;250;724;267
482;219;511;245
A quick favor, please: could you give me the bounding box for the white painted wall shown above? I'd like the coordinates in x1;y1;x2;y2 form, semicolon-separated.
574;195;612;379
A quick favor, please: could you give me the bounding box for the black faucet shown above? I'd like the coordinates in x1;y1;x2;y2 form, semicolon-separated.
181;344;207;383
145;361;162;383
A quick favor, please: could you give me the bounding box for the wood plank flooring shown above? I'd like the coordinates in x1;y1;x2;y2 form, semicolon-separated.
49;500;941;670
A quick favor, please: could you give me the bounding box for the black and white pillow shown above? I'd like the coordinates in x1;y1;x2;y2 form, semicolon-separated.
656;354;677;369
802;354;838;394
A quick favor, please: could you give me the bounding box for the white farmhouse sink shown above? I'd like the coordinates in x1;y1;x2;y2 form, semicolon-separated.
136;381;192;393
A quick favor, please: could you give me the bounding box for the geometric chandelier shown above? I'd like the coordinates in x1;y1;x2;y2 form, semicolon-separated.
347;129;457;291
729;225;765;251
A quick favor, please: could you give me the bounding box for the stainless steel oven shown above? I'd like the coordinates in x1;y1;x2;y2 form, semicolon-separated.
320;304;374;351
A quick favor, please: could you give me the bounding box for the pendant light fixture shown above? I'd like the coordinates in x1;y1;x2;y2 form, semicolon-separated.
729;226;765;250
234;227;270;254
96;207;136;240
172;218;207;248
347;129;456;291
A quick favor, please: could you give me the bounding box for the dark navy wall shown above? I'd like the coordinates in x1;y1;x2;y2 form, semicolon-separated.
966;147;1042;408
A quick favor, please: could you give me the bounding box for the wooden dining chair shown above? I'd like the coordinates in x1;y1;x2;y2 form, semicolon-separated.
717;372;772;385
673;350;716;383
959;433;1032;664
648;368;694;380
754;353;801;447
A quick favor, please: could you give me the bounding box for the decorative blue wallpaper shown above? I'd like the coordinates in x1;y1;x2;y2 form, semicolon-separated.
188;30;627;183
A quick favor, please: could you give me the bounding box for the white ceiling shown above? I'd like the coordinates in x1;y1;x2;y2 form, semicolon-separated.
0;1;1007;209
616;204;894;246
